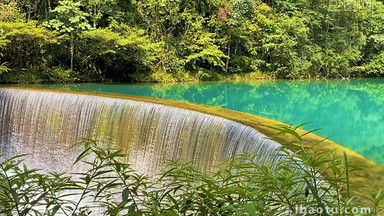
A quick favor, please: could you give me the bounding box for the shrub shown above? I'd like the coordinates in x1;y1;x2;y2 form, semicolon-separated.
0;70;43;84
78;25;158;82
0;21;59;74
0;127;383;215
41;67;78;83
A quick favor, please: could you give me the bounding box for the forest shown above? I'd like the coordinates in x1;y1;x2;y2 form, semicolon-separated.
0;0;384;83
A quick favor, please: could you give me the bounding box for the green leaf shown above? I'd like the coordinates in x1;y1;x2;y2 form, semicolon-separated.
128;204;136;213
10;188;19;204
52;205;61;215
244;202;257;216
94;180;119;200
85;174;91;184
122;188;129;203
73;147;91;165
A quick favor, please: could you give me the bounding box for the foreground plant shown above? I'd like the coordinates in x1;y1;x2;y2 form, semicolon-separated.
0;126;383;215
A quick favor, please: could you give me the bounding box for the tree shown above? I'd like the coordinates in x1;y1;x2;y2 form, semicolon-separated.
0;21;58;72
213;0;259;74
81;0;116;28
47;0;91;71
0;1;25;22
0;30;10;74
182;18;227;76
78;23;157;81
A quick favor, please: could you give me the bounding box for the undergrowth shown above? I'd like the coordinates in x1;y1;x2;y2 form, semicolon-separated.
0;125;383;215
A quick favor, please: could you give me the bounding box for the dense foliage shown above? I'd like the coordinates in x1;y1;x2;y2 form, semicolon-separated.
0;126;383;215
0;0;384;83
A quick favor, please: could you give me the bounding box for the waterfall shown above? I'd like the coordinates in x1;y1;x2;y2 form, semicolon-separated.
0;88;283;174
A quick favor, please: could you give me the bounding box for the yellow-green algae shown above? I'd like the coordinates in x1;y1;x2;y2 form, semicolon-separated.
3;86;384;197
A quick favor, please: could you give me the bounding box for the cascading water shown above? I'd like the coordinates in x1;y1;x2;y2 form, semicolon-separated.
0;88;283;174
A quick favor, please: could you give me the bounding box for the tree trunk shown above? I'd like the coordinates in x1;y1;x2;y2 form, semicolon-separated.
225;40;231;74
48;0;51;11
93;7;97;28
70;32;74;71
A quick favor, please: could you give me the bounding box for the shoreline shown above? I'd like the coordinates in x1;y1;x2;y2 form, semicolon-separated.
1;75;384;85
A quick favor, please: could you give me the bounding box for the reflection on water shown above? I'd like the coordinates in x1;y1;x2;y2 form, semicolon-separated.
41;79;384;165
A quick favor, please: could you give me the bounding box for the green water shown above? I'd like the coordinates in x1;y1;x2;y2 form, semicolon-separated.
42;79;384;165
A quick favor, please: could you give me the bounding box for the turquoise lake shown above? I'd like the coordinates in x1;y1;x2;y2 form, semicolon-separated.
42;79;384;165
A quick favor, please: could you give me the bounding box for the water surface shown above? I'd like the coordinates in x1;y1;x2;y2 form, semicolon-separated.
41;79;384;165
